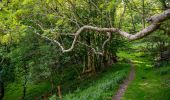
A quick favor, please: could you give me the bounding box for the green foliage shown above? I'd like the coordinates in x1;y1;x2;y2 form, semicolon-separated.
0;0;170;100
4;82;51;100
62;63;130;100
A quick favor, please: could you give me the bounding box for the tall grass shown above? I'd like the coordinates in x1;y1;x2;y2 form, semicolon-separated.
49;63;131;100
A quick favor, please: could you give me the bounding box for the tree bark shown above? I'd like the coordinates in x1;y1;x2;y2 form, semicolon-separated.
34;9;170;53
57;85;62;100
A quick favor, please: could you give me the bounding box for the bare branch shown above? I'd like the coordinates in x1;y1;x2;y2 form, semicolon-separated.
76;32;111;56
34;9;170;53
77;41;103;56
102;32;111;51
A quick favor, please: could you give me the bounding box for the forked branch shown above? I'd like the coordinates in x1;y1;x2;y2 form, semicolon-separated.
35;9;170;53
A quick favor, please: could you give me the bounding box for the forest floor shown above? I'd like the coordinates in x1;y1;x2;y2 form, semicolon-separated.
61;63;131;100
118;50;170;100
3;48;170;100
112;62;135;100
4;63;131;100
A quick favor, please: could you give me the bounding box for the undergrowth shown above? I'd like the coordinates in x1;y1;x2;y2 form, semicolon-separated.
50;63;131;100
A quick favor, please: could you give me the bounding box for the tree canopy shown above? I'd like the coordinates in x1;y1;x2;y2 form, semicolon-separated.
0;0;170;100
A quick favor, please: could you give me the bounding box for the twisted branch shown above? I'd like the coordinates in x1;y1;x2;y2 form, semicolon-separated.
34;9;170;53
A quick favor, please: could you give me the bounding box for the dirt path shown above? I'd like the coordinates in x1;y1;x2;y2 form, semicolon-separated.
112;62;135;100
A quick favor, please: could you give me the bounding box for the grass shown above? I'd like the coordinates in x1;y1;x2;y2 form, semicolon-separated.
118;50;170;100
4;81;52;100
4;45;170;100
123;63;170;100
3;64;81;100
49;63;131;100
4;63;131;100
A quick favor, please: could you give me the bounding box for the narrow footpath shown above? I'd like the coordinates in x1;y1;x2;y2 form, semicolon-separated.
112;63;135;100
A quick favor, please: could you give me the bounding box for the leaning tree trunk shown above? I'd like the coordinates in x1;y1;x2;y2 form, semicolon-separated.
83;33;96;74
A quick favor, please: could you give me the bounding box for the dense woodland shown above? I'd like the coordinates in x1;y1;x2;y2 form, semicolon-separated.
0;0;170;100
